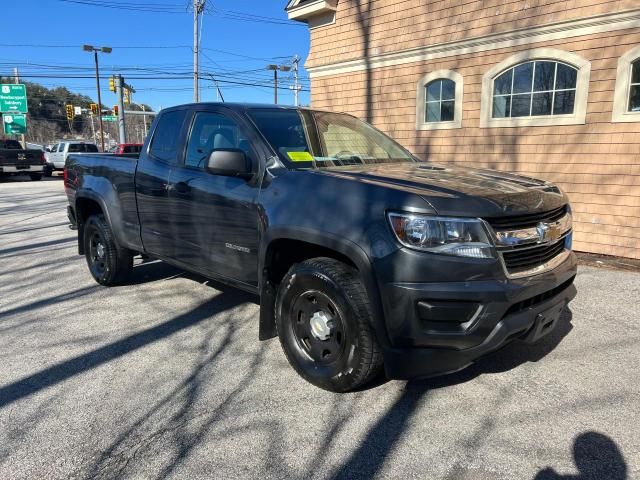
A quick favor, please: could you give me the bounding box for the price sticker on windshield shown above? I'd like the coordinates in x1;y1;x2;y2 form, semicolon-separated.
287;151;313;162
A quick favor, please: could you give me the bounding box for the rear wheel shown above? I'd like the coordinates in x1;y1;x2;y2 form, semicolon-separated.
83;214;133;286
29;173;43;181
44;164;53;177
276;257;383;392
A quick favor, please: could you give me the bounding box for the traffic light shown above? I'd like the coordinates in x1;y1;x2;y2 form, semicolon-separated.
109;77;115;92
65;104;74;120
90;103;98;115
123;88;130;104
113;105;119;116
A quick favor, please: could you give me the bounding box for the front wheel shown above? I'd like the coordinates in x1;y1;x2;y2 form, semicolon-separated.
83;214;133;286
276;257;383;392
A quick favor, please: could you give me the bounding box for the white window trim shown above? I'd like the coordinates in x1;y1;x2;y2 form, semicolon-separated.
479;48;591;128
612;46;640;123
416;70;463;130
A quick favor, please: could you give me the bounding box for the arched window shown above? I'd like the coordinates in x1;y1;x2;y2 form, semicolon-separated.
630;60;640;112
492;61;578;118
480;48;590;128
613;48;640;122
416;70;463;130
425;79;455;122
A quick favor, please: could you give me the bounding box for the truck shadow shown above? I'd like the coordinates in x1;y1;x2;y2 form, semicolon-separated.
409;308;574;390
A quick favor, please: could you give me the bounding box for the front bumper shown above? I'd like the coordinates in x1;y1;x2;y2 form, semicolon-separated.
378;250;578;380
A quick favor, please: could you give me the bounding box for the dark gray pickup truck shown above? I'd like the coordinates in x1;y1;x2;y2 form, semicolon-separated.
65;103;577;392
0;139;46;181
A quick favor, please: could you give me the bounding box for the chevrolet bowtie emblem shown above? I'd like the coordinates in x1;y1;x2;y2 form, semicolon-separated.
537;221;561;242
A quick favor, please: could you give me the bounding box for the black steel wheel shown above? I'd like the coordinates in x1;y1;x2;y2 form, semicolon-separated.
276;257;383;392
83;214;133;286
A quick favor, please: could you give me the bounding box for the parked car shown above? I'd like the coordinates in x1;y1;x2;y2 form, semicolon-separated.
64;103;577;392
45;141;99;176
109;143;143;155
0;139;46;181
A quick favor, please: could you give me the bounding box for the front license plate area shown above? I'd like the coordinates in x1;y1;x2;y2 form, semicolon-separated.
524;301;565;344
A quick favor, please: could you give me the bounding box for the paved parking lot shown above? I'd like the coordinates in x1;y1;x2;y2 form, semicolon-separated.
0;177;638;479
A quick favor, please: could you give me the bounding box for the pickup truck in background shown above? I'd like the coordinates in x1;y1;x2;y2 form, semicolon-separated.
45;140;99;176
109;143;143;155
65;103;577;392
0;139;46;181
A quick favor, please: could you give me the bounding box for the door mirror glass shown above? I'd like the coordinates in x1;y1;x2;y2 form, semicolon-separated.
206;149;251;178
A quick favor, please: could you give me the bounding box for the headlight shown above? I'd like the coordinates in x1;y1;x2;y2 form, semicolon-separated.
387;213;495;258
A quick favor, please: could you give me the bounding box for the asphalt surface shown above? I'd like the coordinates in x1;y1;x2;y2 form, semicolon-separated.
0;176;638;480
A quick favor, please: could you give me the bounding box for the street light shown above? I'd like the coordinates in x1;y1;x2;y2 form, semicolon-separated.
83;45;111;152
266;64;291;105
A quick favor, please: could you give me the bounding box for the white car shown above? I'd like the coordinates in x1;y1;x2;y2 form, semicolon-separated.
45;141;99;176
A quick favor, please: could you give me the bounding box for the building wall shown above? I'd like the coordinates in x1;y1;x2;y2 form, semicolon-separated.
303;1;640;259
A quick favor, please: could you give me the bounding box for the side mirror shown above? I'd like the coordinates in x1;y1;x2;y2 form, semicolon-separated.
206;149;251;178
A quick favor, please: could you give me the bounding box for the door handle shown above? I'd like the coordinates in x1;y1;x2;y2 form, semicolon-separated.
173;181;190;194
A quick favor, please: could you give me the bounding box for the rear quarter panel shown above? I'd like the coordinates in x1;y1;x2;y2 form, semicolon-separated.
67;153;142;251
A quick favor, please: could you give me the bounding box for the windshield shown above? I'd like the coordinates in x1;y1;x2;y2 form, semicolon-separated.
248;109;414;168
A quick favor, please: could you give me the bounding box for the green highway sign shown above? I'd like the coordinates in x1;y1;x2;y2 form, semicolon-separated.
101;115;118;122
2;113;27;135
0;84;28;113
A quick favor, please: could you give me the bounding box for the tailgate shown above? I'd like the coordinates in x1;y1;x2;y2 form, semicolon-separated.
0;150;42;169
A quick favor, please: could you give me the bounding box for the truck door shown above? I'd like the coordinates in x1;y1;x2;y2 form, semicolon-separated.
135;108;189;259
166;109;260;286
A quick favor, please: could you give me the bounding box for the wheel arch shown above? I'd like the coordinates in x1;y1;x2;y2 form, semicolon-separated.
74;192;111;255
258;228;390;349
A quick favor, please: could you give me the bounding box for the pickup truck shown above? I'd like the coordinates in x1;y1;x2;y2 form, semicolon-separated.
0;139;46;181
65;103;577;392
45;140;99;176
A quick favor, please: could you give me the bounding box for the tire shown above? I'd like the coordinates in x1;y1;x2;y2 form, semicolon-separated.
83;214;133;286
276;257;383;392
44;164;53;177
29;173;43;181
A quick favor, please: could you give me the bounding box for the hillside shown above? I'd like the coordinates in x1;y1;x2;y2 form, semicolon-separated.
0;77;153;146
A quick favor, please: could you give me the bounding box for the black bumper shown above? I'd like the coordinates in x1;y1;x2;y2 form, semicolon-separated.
378;252;578;380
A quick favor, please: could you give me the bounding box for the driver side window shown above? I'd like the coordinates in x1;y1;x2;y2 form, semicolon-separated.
185;112;249;169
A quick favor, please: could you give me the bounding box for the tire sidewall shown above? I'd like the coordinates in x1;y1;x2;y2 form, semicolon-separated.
83;217;114;285
276;264;367;391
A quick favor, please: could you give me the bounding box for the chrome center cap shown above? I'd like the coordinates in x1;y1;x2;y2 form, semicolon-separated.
96;243;105;259
309;311;333;341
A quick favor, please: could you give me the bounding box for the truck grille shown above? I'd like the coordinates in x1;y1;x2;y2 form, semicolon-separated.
486;205;567;230
501;240;566;274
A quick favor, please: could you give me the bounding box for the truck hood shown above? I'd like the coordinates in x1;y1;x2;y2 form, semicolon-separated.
313;162;567;217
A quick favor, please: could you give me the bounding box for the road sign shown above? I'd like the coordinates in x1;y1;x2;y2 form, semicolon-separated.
74;106;82;116
2;113;27;134
0;84;28;113
101;115;118;122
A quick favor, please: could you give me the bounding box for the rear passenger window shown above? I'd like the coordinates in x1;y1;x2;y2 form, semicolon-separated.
68;144;81;153
185;112;250;169
85;144;98;153
150;110;187;164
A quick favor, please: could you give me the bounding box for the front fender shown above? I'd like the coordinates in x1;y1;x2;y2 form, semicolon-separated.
258;227;391;349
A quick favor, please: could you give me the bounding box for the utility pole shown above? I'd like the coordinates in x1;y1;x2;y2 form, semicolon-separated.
290;56;302;107
83;45;111;152
142;104;148;138
267;64;291;105
208;74;224;102
193;0;205;102
115;75;126;144
13;67;25;148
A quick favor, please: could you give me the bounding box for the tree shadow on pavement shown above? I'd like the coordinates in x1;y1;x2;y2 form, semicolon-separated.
327;308;575;479
0;290;253;410
535;431;628;480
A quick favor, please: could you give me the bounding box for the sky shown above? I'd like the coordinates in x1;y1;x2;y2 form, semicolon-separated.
0;0;311;111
